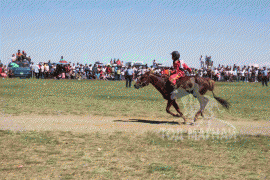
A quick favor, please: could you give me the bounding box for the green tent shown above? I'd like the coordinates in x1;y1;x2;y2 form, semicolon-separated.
10;62;19;68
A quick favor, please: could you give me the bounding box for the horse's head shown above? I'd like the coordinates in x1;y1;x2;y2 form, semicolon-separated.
134;71;152;89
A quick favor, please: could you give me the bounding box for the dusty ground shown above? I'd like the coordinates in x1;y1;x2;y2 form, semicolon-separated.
1;114;269;136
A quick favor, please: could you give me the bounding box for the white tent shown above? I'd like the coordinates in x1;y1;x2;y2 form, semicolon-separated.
249;63;259;68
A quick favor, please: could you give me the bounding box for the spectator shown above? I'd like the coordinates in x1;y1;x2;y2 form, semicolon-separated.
251;66;255;82
50;65;55;78
241;67;245;82
1;65;7;78
262;67;268;87
125;65;134;88
89;64;93;74
116;66;121;80
65;65;71;79
72;63;76;70
80;64;84;73
44;63;49;79
0;64;4;77
92;64;98;79
199;55;204;69
247;66;250;82
30;62;34;78
233;68;237;82
153;60;157;69
16;50;23;62
255;68;259;82
81;72;87;79
116;59;121;66
71;70;76;79
48;60;52;70
34;63;40;79
63;65;67;79
213;68;218;81
40;63;44;79
11;54;16;62
205;55;208;67
121;67;125;80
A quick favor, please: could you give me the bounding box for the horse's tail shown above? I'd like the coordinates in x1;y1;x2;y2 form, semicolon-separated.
207;78;230;109
212;91;230;109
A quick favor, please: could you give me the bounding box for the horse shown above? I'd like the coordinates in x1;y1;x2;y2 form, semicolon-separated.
134;71;230;124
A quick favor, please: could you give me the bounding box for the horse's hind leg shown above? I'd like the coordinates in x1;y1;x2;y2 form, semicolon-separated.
193;84;209;122
172;100;188;124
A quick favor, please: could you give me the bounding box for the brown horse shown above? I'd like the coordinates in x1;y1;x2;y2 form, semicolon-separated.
134;71;230;124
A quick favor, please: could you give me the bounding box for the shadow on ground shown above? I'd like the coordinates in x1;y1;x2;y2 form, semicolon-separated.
114;119;182;125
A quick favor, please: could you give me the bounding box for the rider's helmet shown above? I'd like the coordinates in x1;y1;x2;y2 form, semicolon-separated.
171;51;180;60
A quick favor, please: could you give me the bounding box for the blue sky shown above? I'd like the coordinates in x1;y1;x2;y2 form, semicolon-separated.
1;0;270;68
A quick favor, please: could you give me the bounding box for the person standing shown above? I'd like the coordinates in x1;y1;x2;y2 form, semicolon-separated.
44;63;49;79
255;68;259;82
200;55;204;69
48;60;52;70
116;66;121;80
125;65;134;88
35;63;40;79
116;59;121;66
153;60;157;69
11;54;16;62
241;67;245;82
40;63;44;79
262;67;269;87
92;64;98;79
16;50;23;62
205;55;208;67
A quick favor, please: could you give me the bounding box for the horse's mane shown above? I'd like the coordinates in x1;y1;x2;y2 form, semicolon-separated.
150;73;169;80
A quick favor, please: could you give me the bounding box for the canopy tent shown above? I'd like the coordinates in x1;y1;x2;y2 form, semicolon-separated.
10;62;19;68
249;63;259;68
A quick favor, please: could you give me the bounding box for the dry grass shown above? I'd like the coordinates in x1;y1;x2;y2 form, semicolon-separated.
0;129;269;179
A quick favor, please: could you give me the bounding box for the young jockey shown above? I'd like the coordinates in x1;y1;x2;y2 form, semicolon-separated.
169;51;192;89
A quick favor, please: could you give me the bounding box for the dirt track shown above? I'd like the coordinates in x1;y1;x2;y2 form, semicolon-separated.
1;114;269;136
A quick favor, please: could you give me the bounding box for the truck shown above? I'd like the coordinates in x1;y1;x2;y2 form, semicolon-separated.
8;60;32;79
125;61;146;68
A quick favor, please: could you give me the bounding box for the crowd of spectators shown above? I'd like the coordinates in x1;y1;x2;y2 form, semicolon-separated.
0;52;269;85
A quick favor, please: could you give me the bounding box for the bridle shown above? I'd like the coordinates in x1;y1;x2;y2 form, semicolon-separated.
136;73;151;87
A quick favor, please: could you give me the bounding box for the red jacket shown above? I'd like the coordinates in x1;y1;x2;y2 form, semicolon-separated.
171;60;192;74
106;67;112;73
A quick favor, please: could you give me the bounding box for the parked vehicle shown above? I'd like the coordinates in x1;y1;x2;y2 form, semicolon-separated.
8;60;32;79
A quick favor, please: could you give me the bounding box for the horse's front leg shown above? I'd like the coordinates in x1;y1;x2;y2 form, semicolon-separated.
166;99;178;117
172;100;188;124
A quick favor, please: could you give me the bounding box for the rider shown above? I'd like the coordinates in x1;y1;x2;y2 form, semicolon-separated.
169;51;192;89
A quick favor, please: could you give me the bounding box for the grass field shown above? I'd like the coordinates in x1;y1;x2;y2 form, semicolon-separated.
0;78;269;179
0;78;269;120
